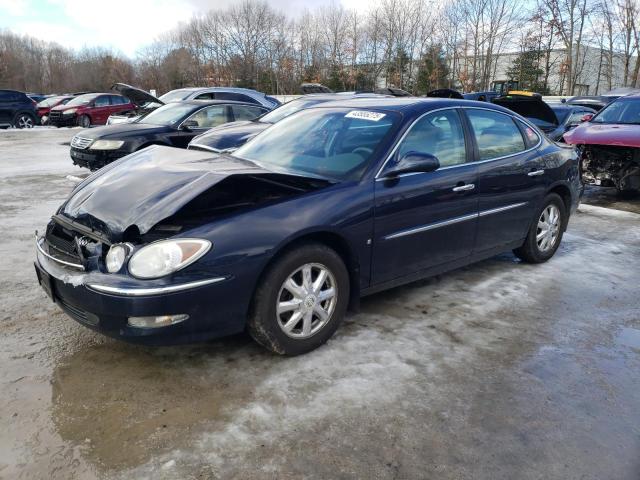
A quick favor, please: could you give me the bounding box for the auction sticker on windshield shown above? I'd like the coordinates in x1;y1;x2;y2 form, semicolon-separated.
345;111;386;121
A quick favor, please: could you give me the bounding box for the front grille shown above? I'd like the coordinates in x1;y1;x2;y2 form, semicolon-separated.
45;223;84;265
71;136;92;149
49;111;62;121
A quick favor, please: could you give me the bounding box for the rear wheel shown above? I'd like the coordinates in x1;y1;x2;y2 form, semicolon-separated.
247;243;349;355
78;115;91;128
513;193;567;263
13;113;35;129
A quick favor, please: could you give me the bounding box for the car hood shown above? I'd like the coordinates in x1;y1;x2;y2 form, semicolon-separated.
563;123;640;148
60;146;289;241
51;104;84;112
492;96;558;127
111;83;163;106
76;122;170;139
189;121;269;150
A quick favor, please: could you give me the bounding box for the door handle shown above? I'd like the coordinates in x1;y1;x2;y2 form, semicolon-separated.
528;169;545;177
452;183;475;192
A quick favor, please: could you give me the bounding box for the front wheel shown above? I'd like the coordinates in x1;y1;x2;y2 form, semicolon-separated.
247;243;350;355
13;113;35;129
513;193;567;263
78;115;91;128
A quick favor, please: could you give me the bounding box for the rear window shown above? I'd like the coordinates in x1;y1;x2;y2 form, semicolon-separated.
466;109;526;160
215;92;259;104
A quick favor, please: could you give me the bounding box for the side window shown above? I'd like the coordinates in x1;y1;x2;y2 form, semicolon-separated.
232;105;266;121
194;92;214;100
94;96;110;107
0;91;9;102
466;110;525;160
111;95;127;105
516;119;540;147
567;110;588;125
215;92;259;104
396;109;466;167
185;105;227;128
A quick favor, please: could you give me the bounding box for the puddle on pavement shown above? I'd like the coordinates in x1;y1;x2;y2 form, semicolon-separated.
50;337;276;472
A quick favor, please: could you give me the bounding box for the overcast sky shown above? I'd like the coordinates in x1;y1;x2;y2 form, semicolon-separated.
0;0;372;57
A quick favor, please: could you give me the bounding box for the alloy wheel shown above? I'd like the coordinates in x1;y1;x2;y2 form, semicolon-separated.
276;263;337;339
17;115;34;129
536;204;561;252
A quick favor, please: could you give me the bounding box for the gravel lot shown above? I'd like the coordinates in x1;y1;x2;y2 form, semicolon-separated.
1;128;639;480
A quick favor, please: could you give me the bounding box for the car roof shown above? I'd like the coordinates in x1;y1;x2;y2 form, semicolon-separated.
306;97;513;115
173;99;269;107
168;87;267;96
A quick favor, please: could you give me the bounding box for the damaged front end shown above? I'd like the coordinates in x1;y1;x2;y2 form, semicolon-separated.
580;145;640;193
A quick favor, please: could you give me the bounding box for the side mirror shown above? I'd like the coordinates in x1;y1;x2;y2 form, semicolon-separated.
181;120;199;131
580;113;593;123
383;152;440;178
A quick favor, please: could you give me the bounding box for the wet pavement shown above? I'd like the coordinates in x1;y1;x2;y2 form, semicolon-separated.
1;129;639;479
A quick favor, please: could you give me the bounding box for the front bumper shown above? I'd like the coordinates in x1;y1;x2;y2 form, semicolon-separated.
70;147;129;170
49;113;77;127
34;242;247;345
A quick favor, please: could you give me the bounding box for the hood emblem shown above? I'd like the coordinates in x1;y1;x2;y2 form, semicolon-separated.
76;236;91;247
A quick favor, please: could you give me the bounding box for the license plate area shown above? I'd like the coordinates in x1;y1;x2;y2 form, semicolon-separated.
34;263;55;302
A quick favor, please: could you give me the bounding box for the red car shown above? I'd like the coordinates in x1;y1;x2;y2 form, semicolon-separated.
48;93;134;128
36;95;74;125
564;94;640;195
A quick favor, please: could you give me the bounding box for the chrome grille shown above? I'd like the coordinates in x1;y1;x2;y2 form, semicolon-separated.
71;136;92;149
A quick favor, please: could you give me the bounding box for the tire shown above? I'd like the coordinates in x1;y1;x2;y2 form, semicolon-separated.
78;115;91;128
247;243;350;355
12;112;35;129
514;193;567;263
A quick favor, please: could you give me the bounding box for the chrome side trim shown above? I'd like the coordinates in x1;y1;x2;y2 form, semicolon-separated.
86;277;226;296
478;202;528;217
383;202;528;240
188;144;221;153
375;105;543;180
384;213;478;240
35;235;85;270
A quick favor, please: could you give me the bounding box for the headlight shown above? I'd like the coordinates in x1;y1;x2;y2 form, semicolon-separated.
62;109;77;115
128;239;211;279
89;140;125;150
105;243;131;273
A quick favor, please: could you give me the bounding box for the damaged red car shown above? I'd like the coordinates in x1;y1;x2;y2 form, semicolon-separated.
564;94;640;195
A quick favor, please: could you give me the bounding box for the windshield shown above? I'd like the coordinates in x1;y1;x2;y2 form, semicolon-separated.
138;103;197;126
159;90;192;103
591;98;640;124
259;98;331;124
551;107;570;124
65;94;97;106
234;108;398;181
38;96;69;108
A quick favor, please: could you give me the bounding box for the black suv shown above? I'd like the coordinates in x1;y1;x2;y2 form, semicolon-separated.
0;90;37;129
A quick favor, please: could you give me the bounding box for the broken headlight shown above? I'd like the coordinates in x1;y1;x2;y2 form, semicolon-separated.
89;140;125;150
128;239;211;279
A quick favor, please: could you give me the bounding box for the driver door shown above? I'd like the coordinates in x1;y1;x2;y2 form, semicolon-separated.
372;108;478;285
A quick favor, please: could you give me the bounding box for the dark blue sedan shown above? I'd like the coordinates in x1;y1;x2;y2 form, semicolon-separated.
35;98;582;355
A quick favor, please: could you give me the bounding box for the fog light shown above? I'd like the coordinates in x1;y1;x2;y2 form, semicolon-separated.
127;314;189;328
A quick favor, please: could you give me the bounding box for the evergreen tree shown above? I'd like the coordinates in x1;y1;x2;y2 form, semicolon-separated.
415;45;449;94
506;50;549;94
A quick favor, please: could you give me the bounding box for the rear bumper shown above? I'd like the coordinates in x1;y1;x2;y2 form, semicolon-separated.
70;147;129;170
34;250;248;345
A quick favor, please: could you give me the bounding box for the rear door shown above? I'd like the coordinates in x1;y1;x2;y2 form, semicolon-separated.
463;108;546;254
372;108;478;284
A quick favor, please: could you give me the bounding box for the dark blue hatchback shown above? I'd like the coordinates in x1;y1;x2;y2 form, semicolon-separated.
35;98;582;355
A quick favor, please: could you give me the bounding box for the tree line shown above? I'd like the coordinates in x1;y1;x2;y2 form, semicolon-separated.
1;0;638;97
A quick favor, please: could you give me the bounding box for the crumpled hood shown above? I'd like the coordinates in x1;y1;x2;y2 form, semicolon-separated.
189;121;269;151
61;146;271;241
563;123;640;148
